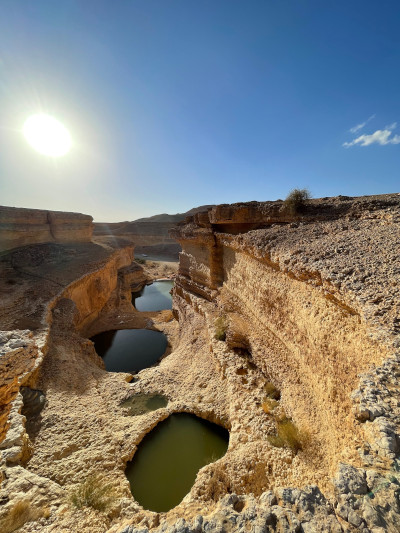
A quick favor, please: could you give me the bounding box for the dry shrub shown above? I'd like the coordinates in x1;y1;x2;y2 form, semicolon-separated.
262;398;279;414
264;382;280;400
283;188;311;214
0;500;45;533
69;474;116;512
206;464;230;502
268;418;309;453
214;316;227;341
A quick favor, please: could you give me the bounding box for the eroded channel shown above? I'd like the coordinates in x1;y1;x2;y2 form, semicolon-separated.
93;280;229;513
126;413;229;512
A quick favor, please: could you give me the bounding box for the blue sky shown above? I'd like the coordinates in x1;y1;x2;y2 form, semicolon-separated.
1;1;399;221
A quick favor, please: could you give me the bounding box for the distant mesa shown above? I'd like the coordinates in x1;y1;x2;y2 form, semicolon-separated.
93;205;215;259
0;205;93;252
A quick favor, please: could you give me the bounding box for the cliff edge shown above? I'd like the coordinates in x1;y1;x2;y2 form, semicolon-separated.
0;206;94;252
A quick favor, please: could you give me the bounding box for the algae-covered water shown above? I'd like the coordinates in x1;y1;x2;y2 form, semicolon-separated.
91;329;167;373
126;413;229;512
132;281;173;312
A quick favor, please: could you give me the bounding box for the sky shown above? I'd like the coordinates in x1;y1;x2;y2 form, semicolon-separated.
1;1;400;222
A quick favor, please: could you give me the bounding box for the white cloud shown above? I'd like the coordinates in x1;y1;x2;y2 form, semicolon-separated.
343;127;400;147
385;122;397;130
349;114;375;134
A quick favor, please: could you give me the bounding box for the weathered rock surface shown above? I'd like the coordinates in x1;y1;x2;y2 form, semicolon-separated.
0;240;138;459
161;193;400;533
0;206;93;251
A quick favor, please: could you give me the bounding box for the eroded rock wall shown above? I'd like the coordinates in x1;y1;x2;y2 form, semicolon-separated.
0;206;93;252
0;242;139;449
167;193;400;531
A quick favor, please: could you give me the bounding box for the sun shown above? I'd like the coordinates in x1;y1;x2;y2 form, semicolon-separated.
23;113;72;157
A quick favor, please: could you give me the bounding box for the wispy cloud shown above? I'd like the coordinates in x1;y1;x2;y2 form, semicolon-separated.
349;114;376;134
343;126;400;147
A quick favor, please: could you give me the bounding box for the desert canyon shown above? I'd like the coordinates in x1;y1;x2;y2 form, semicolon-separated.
0;194;400;533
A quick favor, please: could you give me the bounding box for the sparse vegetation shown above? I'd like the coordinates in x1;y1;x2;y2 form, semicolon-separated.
261;398;279;414
0;500;47;533
69;475;116;512
283;188;311;214
214;315;228;341
267;417;309;453
135;257;146;264
264;382;280;400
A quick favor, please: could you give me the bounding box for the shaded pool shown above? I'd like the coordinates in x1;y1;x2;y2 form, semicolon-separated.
126;413;229;512
91;329;168;373
121;393;168;416
132;281;174;312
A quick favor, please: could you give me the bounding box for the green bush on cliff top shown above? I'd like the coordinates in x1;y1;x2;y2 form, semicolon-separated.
283;188;311;214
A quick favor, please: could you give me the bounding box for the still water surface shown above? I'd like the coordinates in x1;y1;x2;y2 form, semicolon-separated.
126;413;229;512
132;281;173;312
91;329;167;372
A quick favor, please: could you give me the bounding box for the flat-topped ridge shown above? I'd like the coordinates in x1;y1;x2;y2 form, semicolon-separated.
0;206;94;252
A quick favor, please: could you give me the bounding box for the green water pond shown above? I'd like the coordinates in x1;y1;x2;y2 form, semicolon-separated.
126;413;229;512
132;281;173;312
91;329;167;373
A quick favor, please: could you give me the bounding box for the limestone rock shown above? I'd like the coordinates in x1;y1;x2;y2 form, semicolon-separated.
0;205;93;251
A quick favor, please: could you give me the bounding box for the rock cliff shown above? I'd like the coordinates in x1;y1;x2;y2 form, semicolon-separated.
93;206;214;259
163;193;400;532
0;237;143;456
0;206;93;252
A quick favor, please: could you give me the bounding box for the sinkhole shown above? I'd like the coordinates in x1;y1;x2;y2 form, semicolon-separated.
126;413;229;512
132;280;174;312
91;329;168;373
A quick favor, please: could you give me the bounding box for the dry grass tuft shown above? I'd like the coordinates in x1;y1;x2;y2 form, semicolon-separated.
0;500;47;533
268;418;309;453
69;474;116;512
214;316;228;341
264;382;280;400
261;398;279;414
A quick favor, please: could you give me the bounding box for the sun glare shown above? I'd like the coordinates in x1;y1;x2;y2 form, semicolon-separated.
23;113;72;157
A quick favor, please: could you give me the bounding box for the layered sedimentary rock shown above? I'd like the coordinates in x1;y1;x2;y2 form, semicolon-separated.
165;193;400;532
0;238;139;450
93;206;213;258
0;206;93;252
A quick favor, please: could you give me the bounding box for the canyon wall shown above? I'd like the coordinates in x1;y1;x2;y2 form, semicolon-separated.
93;206;214;258
0;206;94;252
94;221;176;246
0;235;142;451
170;193;400;528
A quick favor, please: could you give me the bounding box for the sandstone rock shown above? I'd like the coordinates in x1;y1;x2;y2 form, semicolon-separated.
0;205;93;251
